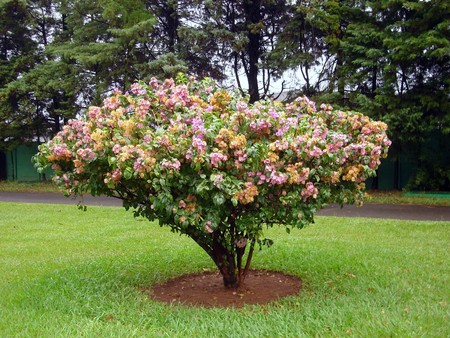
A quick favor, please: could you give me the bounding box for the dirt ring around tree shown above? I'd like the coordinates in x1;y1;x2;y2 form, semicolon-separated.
146;269;302;308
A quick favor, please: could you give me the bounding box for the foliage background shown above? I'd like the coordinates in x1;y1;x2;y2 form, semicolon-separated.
0;0;449;189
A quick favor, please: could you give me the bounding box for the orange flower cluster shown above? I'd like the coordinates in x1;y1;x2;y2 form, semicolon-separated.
90;129;106;150
73;159;84;174
118;119;135;137
185;194;197;212
190;95;208;108
331;170;341;184
111;108;124;120
235;182;259;204
215;128;234;149
210;90;232;111
229;134;247;149
267;151;279;163
286;164;310;184
342;165;365;182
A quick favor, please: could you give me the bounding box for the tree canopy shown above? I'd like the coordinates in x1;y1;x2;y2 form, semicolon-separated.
35;75;391;287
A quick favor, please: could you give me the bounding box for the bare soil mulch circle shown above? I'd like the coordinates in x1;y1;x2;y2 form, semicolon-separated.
147;269;302;308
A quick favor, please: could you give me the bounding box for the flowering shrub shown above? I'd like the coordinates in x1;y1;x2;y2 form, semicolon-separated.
35;74;391;288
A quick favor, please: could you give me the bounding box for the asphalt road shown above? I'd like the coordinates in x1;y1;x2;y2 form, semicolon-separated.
0;191;122;207
1;191;449;221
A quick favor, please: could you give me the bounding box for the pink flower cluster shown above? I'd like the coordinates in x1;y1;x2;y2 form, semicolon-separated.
76;148;96;161
161;159;181;171
210;152;228;167
301;182;318;201
249;119;272;133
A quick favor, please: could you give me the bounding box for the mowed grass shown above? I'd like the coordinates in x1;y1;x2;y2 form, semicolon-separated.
366;190;450;206
0;180;59;193
0;202;448;337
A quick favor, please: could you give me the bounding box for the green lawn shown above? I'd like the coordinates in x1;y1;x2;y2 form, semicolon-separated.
366;190;450;206
0;180;60;193
0;202;449;337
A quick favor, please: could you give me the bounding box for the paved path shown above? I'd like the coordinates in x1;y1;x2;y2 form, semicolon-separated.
1;191;449;222
0;191;122;207
317;203;450;221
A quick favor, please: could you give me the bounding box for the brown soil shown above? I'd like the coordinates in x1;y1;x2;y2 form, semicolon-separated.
147;269;301;308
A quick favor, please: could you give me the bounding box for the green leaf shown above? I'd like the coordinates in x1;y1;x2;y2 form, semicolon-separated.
213;193;225;206
123;169;133;180
108;156;117;165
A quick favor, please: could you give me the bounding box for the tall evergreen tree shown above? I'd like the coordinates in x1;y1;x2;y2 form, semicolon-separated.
195;0;294;102
0;0;41;150
315;0;450;188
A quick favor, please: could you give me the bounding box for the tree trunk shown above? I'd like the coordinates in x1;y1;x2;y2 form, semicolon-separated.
164;1;179;53
209;235;255;289
188;220;255;289
243;0;262;103
211;238;239;288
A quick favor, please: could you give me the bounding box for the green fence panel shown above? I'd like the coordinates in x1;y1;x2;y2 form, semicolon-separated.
5;144;52;181
377;157;395;190
399;153;418;189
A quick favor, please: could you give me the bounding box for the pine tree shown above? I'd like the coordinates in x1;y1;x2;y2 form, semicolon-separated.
0;0;40;150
